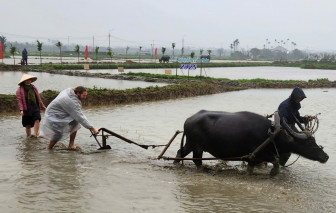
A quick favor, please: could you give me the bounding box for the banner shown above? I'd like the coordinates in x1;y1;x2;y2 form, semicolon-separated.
0;43;3;59
165;69;172;75
155;48;157;59
118;67;124;72
84;64;90;70
85;45;88;60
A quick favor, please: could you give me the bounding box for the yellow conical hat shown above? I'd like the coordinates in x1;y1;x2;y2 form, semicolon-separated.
18;73;37;85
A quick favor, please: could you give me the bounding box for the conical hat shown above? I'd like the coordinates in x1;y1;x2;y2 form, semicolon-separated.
18;73;37;85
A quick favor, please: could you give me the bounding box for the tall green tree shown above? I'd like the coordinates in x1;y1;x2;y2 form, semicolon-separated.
161;47;166;56
125;46;130;60
95;46;99;63
200;49;203;56
207;49;212;58
9;44;16;64
36;40;43;65
139;46;142;62
172;43;176;58
55;41;62;64
0;35;7;52
232;39;239;51
106;47;113;63
74;44;80;63
190;51;195;59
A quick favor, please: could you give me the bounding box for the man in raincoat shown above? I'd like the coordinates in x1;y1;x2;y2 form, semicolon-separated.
277;87;314;166
40;86;99;149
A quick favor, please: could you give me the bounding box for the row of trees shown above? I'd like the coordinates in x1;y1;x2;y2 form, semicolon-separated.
264;38;297;50
249;48;306;61
2;35;335;64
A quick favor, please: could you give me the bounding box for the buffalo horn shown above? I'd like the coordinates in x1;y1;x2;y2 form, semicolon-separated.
282;119;308;140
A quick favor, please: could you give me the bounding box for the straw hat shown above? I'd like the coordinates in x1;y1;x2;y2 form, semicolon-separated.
18;73;37;85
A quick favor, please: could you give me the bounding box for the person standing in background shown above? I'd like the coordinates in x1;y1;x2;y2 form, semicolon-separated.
22;48;28;65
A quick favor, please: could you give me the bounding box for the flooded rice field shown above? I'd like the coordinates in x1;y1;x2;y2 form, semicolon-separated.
0;71;167;94
75;66;336;81
0;88;335;212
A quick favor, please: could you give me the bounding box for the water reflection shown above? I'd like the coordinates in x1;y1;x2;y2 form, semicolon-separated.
1;71;167;94
75;66;336;81
15;138;87;212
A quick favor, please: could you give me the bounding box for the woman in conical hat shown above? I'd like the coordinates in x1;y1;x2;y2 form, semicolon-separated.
16;73;46;137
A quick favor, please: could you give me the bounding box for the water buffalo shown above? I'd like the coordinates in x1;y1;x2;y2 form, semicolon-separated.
159;55;170;63
200;55;210;60
174;110;329;176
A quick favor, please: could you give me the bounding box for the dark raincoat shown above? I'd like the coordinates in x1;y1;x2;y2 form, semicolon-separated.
278;87;308;128
277;87;309;166
22;48;28;60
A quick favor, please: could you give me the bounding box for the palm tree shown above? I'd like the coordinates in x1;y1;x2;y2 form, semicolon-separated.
161;47;166;56
207;49;212;58
74;44;80;63
230;44;233;54
200;49;203;57
36;40;43;65
190;51;195;59
181;47;184;57
95;46;99;63
233;39;239;51
9;44;16;64
172;42;176;58
55;41;62;64
125;46;130;60
266;38;268;49
139;46;142;62
106;47;113;63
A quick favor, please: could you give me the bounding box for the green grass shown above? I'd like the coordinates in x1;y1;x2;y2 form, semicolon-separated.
300;63;336;70
122;72;330;83
25;61;292;70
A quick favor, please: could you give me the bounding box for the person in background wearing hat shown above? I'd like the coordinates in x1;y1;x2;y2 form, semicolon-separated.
40;86;99;149
277;87;314;166
16;73;46;137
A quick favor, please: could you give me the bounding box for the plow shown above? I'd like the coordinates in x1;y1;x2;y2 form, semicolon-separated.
89;112;321;165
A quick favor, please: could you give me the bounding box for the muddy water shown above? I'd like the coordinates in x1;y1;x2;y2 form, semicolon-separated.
0;71;167;94
75;66;336;81
0;88;335;212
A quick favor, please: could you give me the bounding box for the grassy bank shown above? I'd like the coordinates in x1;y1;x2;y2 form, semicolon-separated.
2;61;336;71
2;77;335;114
123;72;330;83
0;61;285;71
300;63;336;70
0;82;243;113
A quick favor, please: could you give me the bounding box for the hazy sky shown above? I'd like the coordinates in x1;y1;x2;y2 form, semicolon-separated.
1;0;335;51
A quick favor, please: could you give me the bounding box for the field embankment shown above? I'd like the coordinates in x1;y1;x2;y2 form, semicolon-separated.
1;77;335;113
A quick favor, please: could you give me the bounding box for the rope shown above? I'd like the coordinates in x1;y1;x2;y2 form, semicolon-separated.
305;113;320;134
283;155;301;167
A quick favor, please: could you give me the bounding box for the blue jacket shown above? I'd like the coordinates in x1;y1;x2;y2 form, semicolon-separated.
22;48;28;59
278;87;308;126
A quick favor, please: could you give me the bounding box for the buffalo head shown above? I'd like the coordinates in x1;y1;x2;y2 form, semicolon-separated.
287;131;329;163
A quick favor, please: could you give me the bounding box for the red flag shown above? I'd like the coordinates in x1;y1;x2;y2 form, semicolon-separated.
155;48;157;59
0;43;3;59
85;45;88;60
